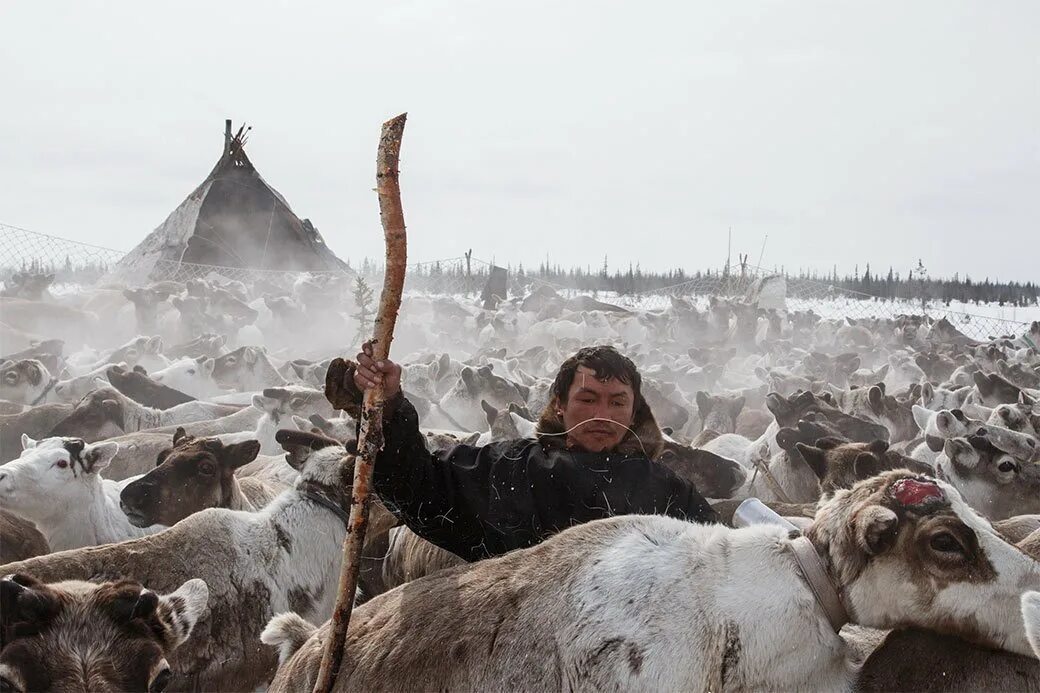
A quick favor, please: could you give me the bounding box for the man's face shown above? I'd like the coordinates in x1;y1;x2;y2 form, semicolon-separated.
560;365;636;452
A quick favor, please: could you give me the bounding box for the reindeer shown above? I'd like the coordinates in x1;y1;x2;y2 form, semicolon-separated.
264;471;1040;691
0;574;208;692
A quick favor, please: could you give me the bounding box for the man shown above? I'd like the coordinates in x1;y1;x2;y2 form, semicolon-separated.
325;343;718;562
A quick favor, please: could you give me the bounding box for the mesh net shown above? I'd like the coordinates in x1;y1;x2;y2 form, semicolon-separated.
1;222;1031;341
0;222;126;286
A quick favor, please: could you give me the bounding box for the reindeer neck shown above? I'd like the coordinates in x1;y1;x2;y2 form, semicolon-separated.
258;360;286;386
258;480;348;614
38;482;108;551
122;396;162;431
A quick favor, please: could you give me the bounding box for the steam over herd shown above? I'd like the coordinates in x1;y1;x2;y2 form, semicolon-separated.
3;270;1040;691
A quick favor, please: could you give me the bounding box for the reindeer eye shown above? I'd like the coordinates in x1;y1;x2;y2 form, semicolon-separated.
227;357;236;365
187;369;196;376
198;461;216;476
3;373;16;384
929;533;964;555
998;460;1017;473
56;459;68;469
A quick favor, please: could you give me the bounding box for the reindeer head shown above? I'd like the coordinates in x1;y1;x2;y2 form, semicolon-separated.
695;392;745;434
938;436;1040;520
119;430;261;528
0;574;207;692
0;360;51;406
211;346;270;391
0;437;119;524
809;470;1040;657
47;387;126;441
251;386;334;425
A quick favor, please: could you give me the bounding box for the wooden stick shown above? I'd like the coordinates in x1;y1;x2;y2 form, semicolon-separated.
312;112;408;693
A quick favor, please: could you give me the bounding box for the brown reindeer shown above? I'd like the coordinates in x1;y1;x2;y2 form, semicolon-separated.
118;428;287;528
0;574;207;692
0;510;49;565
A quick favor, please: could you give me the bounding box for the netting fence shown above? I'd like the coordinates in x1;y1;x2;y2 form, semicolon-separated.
1;222;1033;341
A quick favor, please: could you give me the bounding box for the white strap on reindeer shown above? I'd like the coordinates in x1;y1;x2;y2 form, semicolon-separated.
790;535;849;633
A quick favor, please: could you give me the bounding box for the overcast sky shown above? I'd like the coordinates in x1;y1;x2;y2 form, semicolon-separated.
2;1;1037;281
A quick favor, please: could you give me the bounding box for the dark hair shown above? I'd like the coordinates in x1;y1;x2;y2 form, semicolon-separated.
551;345;643;405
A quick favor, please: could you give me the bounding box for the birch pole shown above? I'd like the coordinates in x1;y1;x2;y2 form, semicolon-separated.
312;112;408;693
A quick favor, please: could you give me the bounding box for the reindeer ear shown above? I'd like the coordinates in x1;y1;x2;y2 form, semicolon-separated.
912;405;931;432
867;386;884;414
921;382;935;403
221;440;261;469
198;357;215;377
460;367;478;394
481;399;497;425
868;440;890;456
729;397;746;419
795;443;829;480
1021;592;1040;661
275;429;340;470
101;398;122;422
146;336;163;354
83;441;119;473
244;348;258;366
765;392;789;420
944;438;979;471
1;574;61;631
156;579;209;648
854;505;899;555
21;434;37;450
695;391;712;414
853;452;882;481
172;427;189;446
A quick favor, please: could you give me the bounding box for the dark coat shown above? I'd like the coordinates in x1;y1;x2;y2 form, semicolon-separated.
371;394;720;562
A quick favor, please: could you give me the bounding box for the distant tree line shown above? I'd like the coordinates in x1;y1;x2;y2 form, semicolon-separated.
1;256;112;284
355;257;1038;307
6;253;1036;308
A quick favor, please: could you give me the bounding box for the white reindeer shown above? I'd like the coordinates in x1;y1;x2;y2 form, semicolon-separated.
0;436;163;551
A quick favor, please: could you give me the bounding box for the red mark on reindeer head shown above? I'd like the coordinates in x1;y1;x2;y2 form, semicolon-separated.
891;478;945;507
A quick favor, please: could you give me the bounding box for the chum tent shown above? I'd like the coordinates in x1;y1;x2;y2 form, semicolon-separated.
114;121;347;279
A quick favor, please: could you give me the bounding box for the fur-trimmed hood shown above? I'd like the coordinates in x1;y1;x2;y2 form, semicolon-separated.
535;396;665;459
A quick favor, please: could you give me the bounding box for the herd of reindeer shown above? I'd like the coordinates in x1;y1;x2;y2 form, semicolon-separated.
2;268;1040;691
